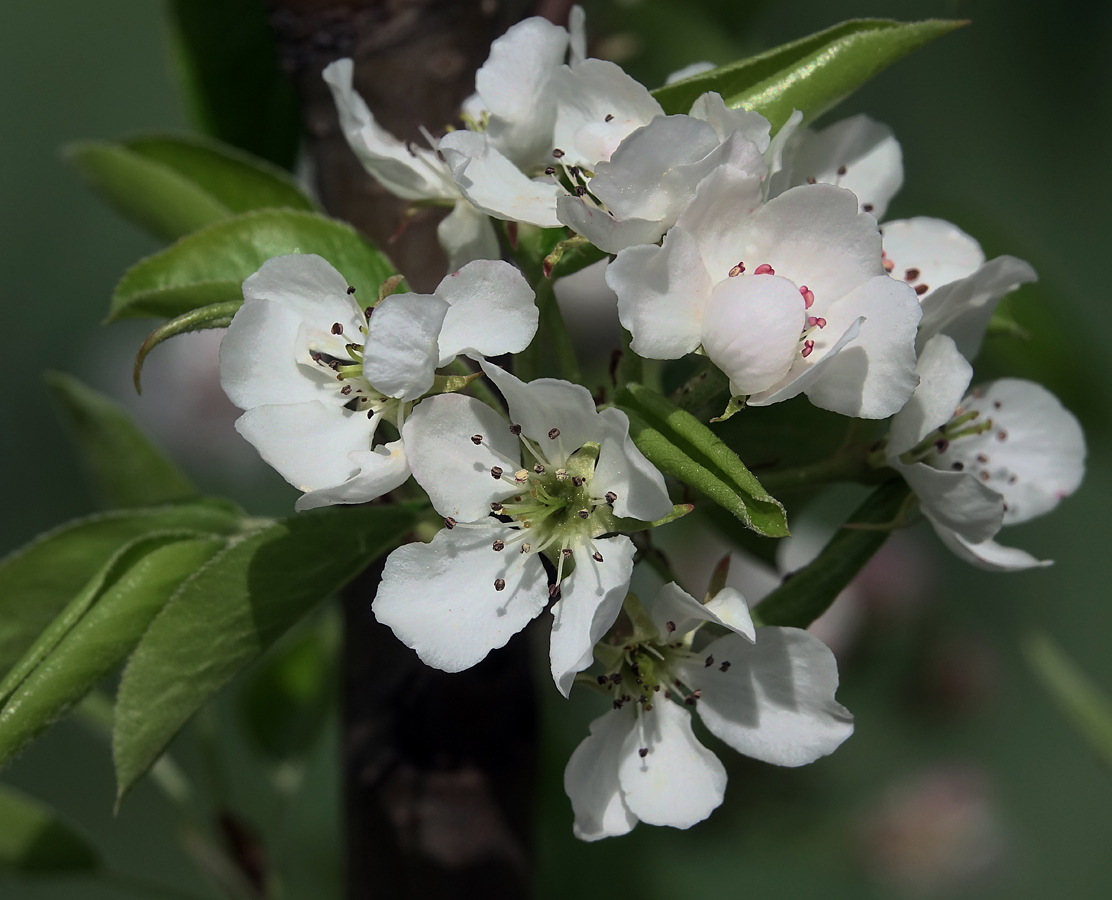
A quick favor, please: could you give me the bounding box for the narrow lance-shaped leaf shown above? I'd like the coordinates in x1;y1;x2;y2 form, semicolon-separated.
109;209;397;321
0;537;225;769
113;503;418;801
133;301;242;393
614;383;788;537
0;501;244;675
752;479;910;628
0;784;100;874
653;19;965;128
45;371;196;506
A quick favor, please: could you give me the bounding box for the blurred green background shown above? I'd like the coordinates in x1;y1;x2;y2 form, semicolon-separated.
2;0;1111;897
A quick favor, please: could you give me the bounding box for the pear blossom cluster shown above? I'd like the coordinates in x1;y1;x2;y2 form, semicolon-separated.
215;6;1085;841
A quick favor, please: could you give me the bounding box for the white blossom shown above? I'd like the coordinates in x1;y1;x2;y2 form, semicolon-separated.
372;363;672;693
886;335;1085;570
565;584;853;841
219;255;537;511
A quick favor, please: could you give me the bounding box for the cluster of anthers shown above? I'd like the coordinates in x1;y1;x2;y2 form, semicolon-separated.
445;423;620;597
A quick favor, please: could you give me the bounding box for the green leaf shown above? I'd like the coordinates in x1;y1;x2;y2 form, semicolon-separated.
0;502;244;675
614;384;788;537
0;537;225;769
652;19;965;129
1023;632;1112;771
109;210;397;321
133;301;242;394
752;479;910;628
0;784;99;873
113;504;417;800
45;372;196;507
167;0;301;169
66;135;314;243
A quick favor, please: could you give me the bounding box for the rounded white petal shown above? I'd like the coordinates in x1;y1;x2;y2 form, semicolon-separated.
434;259;538;363
241;254;360;326
234;401;373;492
436;200;501;272
322;59;457;202
881;217;985;298
564;708;639;842
362;293;448;401
887;334;973;457
295;443;410;511
700;273;806;395
673;165;766;284
402;393;519;521
438;130;561;227
746;317;863;409
550;537;636;697
895;459;1003;544
673;629;854;767
946;379;1085;525
609;226;712;359
373;527;549;672
593;407;672;522
689;91;771;151
929;521;1051;571
801;274;922;418
646;582;755;643
556;195;665;255
617;700;727;829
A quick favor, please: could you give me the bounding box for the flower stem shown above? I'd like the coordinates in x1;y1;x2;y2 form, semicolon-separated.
757;450;878;493
534;276;582;384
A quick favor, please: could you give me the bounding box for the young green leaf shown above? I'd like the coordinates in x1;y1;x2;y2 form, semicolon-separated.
109;210;397;321
752;479;911;628
113;503;417;801
133;301;242;393
45;371;196;507
614;384;788;537
0;537;225;769
0;501;244;675
0;784;100;873
652;19;965;128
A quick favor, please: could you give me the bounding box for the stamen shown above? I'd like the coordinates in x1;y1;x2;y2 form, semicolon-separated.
915;283;929;295
704;655;715;668
665;621;676;633
471;434;483;445
806;316;827;328
605;113;614;122
491;466;503;479
801;340;815;358
509;424;522;435
331;322;344;335
493;539;505;551
534;464;546;475
444;517;456;529
728;261;745;277
754;263;775;275
863;203;874;213
837;164;847;176
719;661;731;672
604;491;617;505
552;148;565;158
882;257;895;272
806;176;817;184
577;509;590;519
905;268;921;282
346;286;356;295
799;285;814;308
494;578;506;591
997;430;1008;441
548;428;560;439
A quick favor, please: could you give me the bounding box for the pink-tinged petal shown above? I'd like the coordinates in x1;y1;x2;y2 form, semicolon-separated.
928;522;1051;571
646;582;755;643
564;708;639;842
673;629;854;767
617;700;726;829
887;334;973;457
373;527;549;672
609;226;712;359
295;442;410;511
550;538;636;697
700;273;806;395
402;393;519;521
436;200;500;272
556;195;665;254
434;259;538;363
593;408;672;522
362;293;449;401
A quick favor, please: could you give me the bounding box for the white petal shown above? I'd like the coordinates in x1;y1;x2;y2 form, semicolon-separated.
916;254;1038;360
887;334;973;456
556;196;666;254
700;273;806;395
436;200;500;272
552;59;663;165
881;217;985;298
673;165;765;285
438;130;561;227
593;407;672;522
361;293;448;400
617;700;726;828
373;527;549;672
781;115;902;218
295;443;410;511
564;708;639;842
665;61;716;85
646;582;755;642
608;226;712;359
801;274;923;418
894;459;1003;544
479;362;601;457
674;629;855;767
550;538;636;697
929;521;1051;571
434;260;538;363
402;393;519;521
764;110;803;182
947;379;1085;525
234;401;373;492
241;254;360;327
322;59;456;202
689;92;771;151
746;317;862;409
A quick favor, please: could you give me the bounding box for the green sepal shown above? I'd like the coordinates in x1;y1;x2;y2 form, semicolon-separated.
652;19;966;129
615;384;788;537
428;372;482;396
710;395;746;424
133;300;242;393
0;784;100;874
612;502;695;532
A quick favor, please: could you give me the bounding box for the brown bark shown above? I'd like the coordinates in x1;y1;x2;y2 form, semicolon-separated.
264;2;557;897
